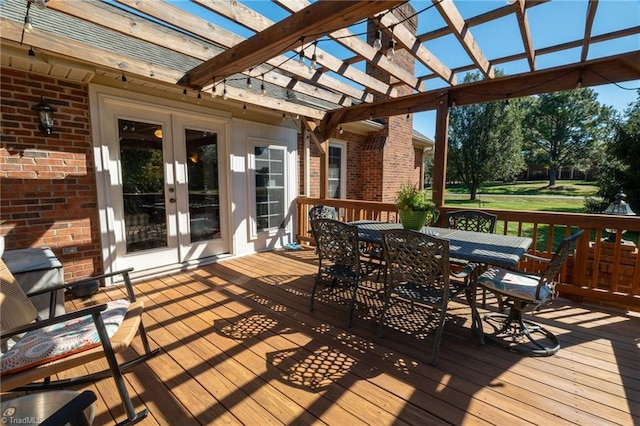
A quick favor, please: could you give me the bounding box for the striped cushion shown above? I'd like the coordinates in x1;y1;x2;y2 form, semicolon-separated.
478;268;552;303
1;299;129;375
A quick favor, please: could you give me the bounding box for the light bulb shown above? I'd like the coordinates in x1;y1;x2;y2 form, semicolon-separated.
298;51;305;66
243;103;247;114
34;0;47;10
387;39;396;60
197;92;202;104
23;15;33;33
310;54;317;70
339;126;344;135
261;83;266;96
246;77;252;91
223;88;228;100
373;29;382;51
282;113;286;121
182;88;187;100
121;73;128;88
212;85;217;98
28;47;35;63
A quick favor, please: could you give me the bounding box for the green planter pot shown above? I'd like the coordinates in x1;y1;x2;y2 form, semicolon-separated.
399;209;428;230
399;209;439;230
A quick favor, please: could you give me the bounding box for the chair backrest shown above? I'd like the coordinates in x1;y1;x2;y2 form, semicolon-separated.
537;229;584;296
310;218;360;269
446;210;497;233
0;258;39;331
381;229;450;292
309;205;338;221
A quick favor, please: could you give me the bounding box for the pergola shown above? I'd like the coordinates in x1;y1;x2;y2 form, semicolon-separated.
3;0;639;202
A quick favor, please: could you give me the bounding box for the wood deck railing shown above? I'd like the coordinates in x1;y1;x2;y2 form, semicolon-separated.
296;196;640;311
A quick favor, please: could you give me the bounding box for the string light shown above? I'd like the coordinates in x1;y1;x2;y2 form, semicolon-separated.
23;14;33;34
282;112;286;121
298;38;305;66
309;41;318;70
339;125;344;135
222;79;228;100
121;73;128;88
387;38;396;60
373;28;382;51
261;74;266;96
246;76;252;91
28;47;35;62
182;88;187;100
197;92;202;104
243;103;247;114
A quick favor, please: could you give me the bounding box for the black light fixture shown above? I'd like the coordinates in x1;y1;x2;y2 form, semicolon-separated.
33;96;54;135
601;190;636;242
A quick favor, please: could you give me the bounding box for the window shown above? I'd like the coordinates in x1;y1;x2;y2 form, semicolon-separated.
328;142;346;198
254;145;285;232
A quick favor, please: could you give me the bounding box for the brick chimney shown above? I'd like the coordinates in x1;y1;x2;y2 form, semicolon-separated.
364;4;421;203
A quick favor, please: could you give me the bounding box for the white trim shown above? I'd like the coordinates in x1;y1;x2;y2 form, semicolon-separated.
328;139;347;199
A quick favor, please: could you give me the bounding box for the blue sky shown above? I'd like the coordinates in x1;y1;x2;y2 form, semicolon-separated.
172;0;640;139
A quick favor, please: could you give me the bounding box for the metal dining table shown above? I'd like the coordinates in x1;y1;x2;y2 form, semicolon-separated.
349;220;533;342
349;220;532;269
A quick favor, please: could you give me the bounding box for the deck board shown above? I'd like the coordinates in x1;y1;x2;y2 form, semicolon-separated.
2;249;639;425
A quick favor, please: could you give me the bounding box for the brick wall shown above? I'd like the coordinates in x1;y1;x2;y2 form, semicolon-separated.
1;68;101;280
366;5;421;203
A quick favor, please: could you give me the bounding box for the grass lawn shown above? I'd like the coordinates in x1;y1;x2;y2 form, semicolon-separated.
442;180;599;213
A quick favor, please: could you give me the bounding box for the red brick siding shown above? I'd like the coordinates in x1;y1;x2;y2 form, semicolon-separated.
1;68;101;280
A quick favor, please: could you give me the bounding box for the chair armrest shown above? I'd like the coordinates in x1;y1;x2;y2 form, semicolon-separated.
0;304;107;340
523;253;551;263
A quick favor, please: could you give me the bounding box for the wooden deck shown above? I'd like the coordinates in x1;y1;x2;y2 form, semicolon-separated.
3;249;639;425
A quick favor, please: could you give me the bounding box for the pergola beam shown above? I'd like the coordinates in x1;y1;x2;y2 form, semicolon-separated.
324;51;640;129
180;0;404;88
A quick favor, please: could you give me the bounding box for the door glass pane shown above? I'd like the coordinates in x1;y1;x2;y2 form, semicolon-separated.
186;129;220;242
328;145;342;198
119;119;167;253
255;146;285;232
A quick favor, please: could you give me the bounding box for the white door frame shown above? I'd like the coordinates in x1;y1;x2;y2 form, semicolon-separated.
89;85;232;278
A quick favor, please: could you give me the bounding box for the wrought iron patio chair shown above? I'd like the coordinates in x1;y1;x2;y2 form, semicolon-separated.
308;205;338;221
0;259;160;425
379;229;464;365
446;209;498;307
309;218;363;327
476;229;584;355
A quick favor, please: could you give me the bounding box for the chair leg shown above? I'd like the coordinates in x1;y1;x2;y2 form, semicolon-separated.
93;313;148;425
310;274;321;312
481;302;560;356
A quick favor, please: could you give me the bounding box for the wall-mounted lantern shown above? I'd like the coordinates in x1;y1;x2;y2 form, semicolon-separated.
33;97;54;135
601;190;636;242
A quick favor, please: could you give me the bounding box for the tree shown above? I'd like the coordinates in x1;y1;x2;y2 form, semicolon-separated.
523;89;613;186
448;72;525;200
598;91;640;211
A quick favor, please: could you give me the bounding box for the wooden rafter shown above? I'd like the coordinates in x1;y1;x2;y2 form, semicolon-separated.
432;0;494;79
379;11;455;85
513;0;536;71
192;0;392;99
110;0;367;105
0;17;325;120
581;0;599;62
275;0;424;92
180;0;404;88
324;51;640;132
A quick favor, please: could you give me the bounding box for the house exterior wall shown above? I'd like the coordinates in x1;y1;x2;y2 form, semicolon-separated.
1;67;299;279
1;67;101;280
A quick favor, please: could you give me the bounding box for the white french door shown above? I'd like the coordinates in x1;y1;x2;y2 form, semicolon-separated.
97;95;229;273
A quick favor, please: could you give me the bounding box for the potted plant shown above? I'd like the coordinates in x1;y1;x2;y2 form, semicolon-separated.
395;183;439;230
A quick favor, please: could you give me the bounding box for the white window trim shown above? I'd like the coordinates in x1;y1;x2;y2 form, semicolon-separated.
328;139;347;199
247;137;289;239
